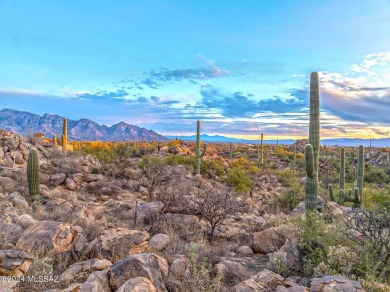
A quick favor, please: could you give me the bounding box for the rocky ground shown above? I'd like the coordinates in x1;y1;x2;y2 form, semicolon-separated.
0;129;386;291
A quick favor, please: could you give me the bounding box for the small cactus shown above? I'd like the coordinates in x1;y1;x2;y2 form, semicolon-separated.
52;134;57;147
27;148;40;209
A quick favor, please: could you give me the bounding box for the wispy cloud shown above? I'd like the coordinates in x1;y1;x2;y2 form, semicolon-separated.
319;51;390;123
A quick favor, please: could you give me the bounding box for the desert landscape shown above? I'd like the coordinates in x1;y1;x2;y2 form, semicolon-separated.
0;72;389;291
1;1;389;291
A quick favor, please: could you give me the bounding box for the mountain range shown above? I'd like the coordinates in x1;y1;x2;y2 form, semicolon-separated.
167;134;390;147
0;108;167;141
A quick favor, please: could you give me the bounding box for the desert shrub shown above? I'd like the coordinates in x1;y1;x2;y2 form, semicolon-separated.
313;245;358;277
364;165;389;184
164;154;225;177
186;242;223;292
201;159;225;177
362;185;390;210
138;156;168;199
227;158;258;192
167;139;182;147
343;206;390;283
271;177;304;213
293;212;344;277
227;167;252;193
268;250;291;277
192;182;248;241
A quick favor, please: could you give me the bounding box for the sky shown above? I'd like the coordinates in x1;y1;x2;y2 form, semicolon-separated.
0;0;390;140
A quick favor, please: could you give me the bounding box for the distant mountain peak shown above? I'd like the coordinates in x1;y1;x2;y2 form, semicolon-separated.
0;108;168;141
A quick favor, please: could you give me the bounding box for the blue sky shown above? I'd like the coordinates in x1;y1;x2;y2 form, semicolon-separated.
1;0;390;139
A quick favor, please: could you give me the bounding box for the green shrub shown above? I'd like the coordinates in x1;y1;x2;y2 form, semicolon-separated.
227;167;252;193
364;165;389;184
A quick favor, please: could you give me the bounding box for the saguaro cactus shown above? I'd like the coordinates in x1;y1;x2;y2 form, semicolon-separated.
27;148;40;209
62;118;68;152
53;134;57;147
305;144;317;210
309;72;320;182
258;133;264;166
356;145;364;207
229;143;233;160
339;148;345;191
195;120;207;175
305;72;320;211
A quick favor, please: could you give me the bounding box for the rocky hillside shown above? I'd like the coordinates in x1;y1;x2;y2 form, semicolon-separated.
1;130;387;291
0;108;168;141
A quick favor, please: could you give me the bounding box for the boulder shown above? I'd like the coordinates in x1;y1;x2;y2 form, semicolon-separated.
59;258;111;283
166;254;191;290
0;280;18;292
72;173;84;185
236;246;254;256
65;178;77;190
8;192;28;209
0;250;35;276
16;221;82;254
86;269;111;292
109;253;168;292
15;214;37;229
79;281;104;292
213;260;248;286
279;243;303;274
89;228;149;262
310;276;363;291
116;277;157;292
149;234;170;251
0;177;17;192
50;173;67;186
252;227;286;254
0;222;23;245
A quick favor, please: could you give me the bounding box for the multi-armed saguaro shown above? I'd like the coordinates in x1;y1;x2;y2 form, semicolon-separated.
62;118;68;152
329;145;363;208
195;120;207;175
27;148;40;209
305;72;320;211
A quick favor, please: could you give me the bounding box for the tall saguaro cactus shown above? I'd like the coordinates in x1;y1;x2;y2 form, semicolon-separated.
305;72;320;211
229;143;233;160
356;145;364;207
309;72;320;182
195;120;207;175
305;144;317;210
339;148;345;191
62;118;68;152
27;148;40;209
258;133;264;166
53;134;57;147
